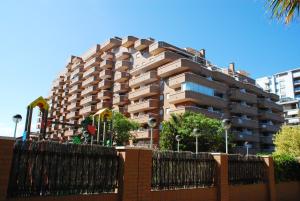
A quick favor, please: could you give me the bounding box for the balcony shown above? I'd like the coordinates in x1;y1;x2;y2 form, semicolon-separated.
67;102;81;111
115;60;132;72
82;76;100;87
230;103;258;116
149;41;184;56
122;36;138;48
115;51;131;60
169;91;227;109
100;60;113;70
98;90;112;100
128;85;160;101
232;131;259;142
83;66;100;78
129;70;158;88
70;60;83;71
168;72;228;92
66;111;79;119
132;113;158;124
101;38;121;52
259;124;280;133
128;99;159;113
133;129;159;140
134;39;154;51
158;58;209;78
70;67;84;78
99;69;113;79
68;93;81;102
113;83;129;93
70;76;82;86
294;80;300;85
81;44;101;61
131;51;181;76
114;71;130;82
80;95;98;106
231;117;259;129
258;112;284;122
96;101;112;110
258;98;283;112
169;106;225;120
113;95;129;105
79;105;96;116
69;84;81;94
81;86;99;96
260;136;274;144
229;89;257;104
98;79;113;90
113;106;129;115
83;57;101;69
101;52;114;61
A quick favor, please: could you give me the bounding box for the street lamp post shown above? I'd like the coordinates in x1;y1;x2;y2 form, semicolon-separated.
222;119;231;154
244;141;249;156
192;128;200;154
175;135;181;152
12;114;22;138
147;117;157;149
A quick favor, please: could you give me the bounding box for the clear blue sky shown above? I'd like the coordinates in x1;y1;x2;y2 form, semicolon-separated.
0;0;299;137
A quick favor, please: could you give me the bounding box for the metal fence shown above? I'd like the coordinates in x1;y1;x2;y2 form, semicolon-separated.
7;140;119;198
228;154;267;185
151;151;217;190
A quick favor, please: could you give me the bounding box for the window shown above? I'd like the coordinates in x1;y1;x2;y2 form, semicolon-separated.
160;95;164;101
182;82;214;96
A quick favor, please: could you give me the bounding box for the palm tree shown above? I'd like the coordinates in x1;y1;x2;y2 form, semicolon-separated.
267;0;300;24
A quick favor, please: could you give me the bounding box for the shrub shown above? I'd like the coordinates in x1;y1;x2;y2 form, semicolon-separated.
273;153;300;182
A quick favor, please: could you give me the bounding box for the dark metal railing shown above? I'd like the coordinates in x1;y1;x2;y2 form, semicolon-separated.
7;140;119;198
228;154;267;185
151;151;217;190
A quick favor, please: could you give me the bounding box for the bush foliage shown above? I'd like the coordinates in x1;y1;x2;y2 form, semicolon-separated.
273;153;300;182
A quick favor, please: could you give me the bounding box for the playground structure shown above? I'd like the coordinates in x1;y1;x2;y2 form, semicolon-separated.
23;96;114;146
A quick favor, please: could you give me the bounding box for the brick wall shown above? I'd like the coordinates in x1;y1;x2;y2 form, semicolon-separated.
0;138;300;201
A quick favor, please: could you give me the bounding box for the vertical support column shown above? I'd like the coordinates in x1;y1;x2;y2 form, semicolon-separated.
117;148;139;201
117;147;152;201
0;138;15;201
137;149;152;201
213;153;229;201
263;156;277;201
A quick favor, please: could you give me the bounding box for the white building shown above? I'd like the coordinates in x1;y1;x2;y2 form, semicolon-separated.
256;68;300;125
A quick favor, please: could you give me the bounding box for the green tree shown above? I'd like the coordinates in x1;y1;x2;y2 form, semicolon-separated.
159;112;229;152
274;125;300;157
267;0;300;24
112;112;139;146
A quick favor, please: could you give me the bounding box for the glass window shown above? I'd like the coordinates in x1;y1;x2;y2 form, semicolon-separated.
182;82;214;96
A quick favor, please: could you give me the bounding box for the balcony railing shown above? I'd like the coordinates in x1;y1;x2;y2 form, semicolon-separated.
229;89;257;104
79;105;96;115
81;44;100;61
96;101;112;110
128;84;160;100
81;86;99;96
100;60;113;70
83;57;101;69
101;38;121;52
99;69;113;79
82;76;100;87
129;70;158;88
115;51;131;60
231;117;259;129
98;90;112;100
69;85;81;94
83;66;100;78
134;39;153;51
121;36;138;48
169;106;225;120
132;113;158;124
128;99;159;113
80;96;98;106
113;95;129;105
98;79;113;90
68;93;81;103
113;83;129;93
115;60;132;72
101;52;114;61
114;71;130;82
131;51;181;76
67;102;81;111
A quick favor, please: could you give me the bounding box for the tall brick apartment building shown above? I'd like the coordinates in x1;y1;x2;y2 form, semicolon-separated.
46;36;283;153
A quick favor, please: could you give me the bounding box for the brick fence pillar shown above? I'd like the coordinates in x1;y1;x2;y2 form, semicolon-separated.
117;147;152;201
212;153;229;201
0;137;15;201
263;156;277;201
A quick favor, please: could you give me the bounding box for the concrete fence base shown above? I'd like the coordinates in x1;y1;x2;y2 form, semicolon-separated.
0;138;299;201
